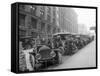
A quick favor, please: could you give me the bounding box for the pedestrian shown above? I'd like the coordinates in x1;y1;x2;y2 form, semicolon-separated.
22;42;36;71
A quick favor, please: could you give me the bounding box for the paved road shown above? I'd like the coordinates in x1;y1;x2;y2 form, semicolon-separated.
47;40;96;70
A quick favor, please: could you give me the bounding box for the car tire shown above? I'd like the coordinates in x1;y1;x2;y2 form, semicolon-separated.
29;54;35;71
55;51;62;64
72;44;78;54
63;47;69;55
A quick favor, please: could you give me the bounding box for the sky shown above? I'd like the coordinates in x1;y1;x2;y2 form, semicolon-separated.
73;8;96;32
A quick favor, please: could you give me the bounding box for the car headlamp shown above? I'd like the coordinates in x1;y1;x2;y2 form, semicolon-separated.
36;54;41;60
50;51;56;57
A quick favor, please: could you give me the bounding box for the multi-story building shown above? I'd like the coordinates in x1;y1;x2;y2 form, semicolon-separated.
78;24;88;34
19;5;60;40
58;7;78;33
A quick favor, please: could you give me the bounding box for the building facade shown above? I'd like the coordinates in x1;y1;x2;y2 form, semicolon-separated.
58;7;78;33
19;5;60;40
78;24;88;34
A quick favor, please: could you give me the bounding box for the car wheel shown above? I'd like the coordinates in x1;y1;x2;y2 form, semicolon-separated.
72;44;78;54
63;47;69;55
56;51;62;64
29;54;35;71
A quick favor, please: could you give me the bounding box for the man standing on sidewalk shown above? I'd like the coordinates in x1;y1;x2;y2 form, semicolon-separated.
22;39;36;71
23;47;35;71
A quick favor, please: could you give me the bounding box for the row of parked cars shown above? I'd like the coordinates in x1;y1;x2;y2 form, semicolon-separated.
21;32;94;71
53;33;94;56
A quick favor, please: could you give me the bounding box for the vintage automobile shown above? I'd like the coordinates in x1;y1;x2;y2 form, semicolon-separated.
53;33;79;55
87;35;94;43
63;38;78;55
72;35;85;49
30;44;62;70
79;35;91;45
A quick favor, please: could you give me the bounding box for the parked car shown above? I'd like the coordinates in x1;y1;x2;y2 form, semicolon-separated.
53;33;79;55
72;35;84;49
80;35;91;45
63;37;78;55
30;44;62;70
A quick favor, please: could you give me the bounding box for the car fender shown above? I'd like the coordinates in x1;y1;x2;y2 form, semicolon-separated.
53;47;64;54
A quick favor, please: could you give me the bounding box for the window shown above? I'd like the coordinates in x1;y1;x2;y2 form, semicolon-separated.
40;6;45;18
47;25;51;33
31;18;37;29
58;28;61;32
53;27;56;34
19;30;26;37
41;22;45;32
46;7;51;21
19;14;25;26
30;5;36;15
47;7;51;14
53;18;56;24
47;14;51;21
19;5;25;10
31;32;37;38
40;10;44;17
53;8;56;24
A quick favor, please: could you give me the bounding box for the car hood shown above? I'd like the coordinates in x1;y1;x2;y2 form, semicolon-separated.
36;45;55;60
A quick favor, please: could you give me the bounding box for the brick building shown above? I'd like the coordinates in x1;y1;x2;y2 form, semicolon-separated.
19;4;60;40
